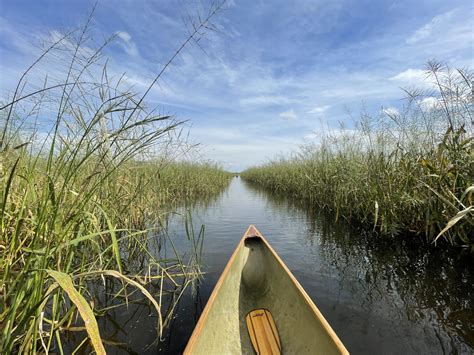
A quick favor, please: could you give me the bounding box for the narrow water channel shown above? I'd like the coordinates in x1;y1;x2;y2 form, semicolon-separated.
101;177;473;354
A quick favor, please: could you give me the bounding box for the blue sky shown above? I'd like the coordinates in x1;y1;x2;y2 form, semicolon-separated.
1;0;472;171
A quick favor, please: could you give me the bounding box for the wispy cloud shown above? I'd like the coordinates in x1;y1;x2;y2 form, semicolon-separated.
279;109;297;121
115;31;138;56
1;0;472;171
418;97;441;110
307;105;330;115
240;95;294;107
382;107;399;117
389;68;428;87
406;10;456;44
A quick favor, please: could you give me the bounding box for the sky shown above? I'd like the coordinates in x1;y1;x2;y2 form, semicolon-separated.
0;0;473;171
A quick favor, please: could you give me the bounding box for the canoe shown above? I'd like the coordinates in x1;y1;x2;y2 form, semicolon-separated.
184;225;349;354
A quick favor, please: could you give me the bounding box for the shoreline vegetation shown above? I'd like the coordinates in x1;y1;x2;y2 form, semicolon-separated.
242;62;473;247
0;4;230;353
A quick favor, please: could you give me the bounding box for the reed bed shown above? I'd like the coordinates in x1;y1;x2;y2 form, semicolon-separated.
0;7;230;353
242;62;473;246
89;160;232;229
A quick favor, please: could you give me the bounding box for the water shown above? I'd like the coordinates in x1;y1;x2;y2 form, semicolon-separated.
92;178;473;354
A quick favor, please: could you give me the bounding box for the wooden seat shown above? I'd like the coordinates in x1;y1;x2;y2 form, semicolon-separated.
246;309;281;355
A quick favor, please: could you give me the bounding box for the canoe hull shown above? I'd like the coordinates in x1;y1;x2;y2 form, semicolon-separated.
184;225;348;354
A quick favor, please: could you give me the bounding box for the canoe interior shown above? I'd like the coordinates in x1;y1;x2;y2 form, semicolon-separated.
186;232;347;354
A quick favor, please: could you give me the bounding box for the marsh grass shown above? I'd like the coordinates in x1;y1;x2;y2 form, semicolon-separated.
242;62;473;246
0;3;230;353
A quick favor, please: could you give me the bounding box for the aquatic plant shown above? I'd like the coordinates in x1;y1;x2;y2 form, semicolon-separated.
242;62;473;246
0;3;230;353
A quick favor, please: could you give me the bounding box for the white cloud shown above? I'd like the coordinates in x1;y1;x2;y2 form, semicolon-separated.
406;10;456;45
226;0;237;8
2;1;472;172
304;128;359;142
303;132;319;141
189;127;246;143
116;31;138;56
307;105;330;114
389;68;428;87
47;30;96;58
279;109;297;120
189;126;300;171
240;95;294;107
204;139;298;171
382;107;399;117
0;16;38;55
418;97;440;110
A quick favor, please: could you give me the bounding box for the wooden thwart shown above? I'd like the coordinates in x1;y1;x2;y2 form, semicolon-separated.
246;309;281;355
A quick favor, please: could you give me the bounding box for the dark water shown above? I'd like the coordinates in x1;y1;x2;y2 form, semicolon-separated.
82;178;473;354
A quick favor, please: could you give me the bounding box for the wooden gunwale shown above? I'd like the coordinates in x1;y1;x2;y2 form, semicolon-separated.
183;225;349;354
183;225;257;353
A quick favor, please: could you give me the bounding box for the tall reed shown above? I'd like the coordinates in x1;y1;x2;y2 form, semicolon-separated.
243;62;473;246
0;4;229;353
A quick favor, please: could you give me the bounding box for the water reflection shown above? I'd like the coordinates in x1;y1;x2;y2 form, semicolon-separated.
243;181;473;354
65;178;473;354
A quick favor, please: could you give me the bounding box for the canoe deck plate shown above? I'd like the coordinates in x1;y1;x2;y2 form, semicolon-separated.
245;308;282;355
